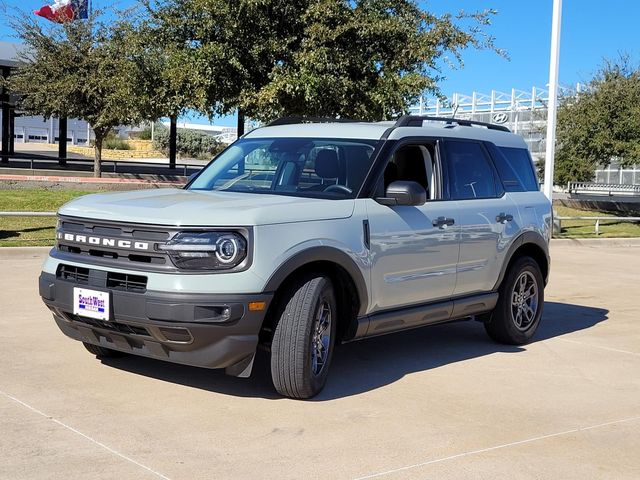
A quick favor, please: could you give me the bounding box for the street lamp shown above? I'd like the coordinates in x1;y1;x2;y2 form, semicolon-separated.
543;0;563;200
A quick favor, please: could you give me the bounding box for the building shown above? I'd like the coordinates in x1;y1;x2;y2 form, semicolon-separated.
413;87;640;185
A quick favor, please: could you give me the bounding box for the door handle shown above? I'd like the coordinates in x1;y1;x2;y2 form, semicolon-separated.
432;216;455;228
496;212;514;223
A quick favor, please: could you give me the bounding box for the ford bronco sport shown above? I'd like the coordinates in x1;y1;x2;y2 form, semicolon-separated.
39;116;551;399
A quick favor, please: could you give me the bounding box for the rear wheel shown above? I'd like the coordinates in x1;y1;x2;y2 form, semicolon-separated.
83;342;124;358
270;275;336;399
484;256;544;345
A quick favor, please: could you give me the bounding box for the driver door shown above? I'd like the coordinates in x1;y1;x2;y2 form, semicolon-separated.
366;142;460;313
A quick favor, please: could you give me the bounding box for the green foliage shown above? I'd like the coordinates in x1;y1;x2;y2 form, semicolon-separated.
153;123;225;160
554;55;640;185
103;133;132;150
137;128;153;140
146;0;504;122
6;11;145;176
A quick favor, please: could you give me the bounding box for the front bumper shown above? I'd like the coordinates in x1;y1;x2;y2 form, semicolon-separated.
39;272;273;376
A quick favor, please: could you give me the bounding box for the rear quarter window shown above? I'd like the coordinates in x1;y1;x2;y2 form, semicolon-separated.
491;146;539;192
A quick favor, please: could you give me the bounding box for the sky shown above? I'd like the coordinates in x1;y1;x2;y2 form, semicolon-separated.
1;0;640;127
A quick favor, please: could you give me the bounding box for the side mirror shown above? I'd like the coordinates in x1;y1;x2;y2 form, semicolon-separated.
376;180;427;206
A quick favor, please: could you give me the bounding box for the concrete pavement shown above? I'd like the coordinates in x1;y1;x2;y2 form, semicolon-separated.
0;243;639;479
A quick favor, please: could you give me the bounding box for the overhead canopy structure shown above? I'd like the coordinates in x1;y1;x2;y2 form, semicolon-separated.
0;42;21;161
0;41;71;164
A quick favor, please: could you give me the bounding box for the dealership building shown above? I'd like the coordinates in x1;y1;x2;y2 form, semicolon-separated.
414;87;640;185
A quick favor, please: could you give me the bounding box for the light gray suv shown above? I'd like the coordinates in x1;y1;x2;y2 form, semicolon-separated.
39;116;551;399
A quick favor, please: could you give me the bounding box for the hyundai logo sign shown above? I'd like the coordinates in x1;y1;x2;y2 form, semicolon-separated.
492;112;509;124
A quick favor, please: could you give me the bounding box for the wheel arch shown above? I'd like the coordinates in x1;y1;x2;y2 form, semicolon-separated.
261;247;368;343
494;232;550;291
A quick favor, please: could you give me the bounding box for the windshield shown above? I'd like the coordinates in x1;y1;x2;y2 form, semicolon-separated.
188;137;379;199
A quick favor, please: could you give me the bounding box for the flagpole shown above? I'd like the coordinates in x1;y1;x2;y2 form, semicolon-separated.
543;0;563;200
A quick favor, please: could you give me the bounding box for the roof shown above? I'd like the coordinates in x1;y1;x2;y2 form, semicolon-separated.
245;120;528;148
245;122;391;140
0;42;23;68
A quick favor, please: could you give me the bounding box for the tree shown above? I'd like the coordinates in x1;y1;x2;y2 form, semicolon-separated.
6;12;144;177
146;0;503;123
554;56;640;185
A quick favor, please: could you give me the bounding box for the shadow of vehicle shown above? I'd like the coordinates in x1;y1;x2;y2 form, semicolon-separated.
0;225;55;240
101;301;608;400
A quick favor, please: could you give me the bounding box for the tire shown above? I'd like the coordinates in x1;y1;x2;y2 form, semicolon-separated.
484;256;544;345
270;275;337;399
83;342;124;358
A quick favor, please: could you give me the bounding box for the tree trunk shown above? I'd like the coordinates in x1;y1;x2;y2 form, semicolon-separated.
58;117;67;167
237;109;245;138
94;135;103;178
169;115;177;169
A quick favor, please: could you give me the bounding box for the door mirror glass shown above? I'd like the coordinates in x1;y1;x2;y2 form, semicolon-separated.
376;180;427;206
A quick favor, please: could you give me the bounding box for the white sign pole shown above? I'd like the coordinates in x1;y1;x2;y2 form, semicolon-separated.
543;0;563;200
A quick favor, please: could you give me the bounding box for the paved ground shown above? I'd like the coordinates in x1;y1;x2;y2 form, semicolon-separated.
1;242;639;480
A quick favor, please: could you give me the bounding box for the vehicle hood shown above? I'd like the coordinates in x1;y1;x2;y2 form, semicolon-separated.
58;188;355;226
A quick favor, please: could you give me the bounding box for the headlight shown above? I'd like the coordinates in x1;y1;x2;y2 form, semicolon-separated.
160;231;248;270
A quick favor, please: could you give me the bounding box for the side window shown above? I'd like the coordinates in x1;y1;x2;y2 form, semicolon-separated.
498;147;539;192
444;141;498;200
382;143;437;199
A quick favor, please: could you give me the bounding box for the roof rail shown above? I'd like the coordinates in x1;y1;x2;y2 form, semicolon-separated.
394;115;511;133
267;116;362;127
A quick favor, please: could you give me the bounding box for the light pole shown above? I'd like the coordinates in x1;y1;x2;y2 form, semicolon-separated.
543;0;563;200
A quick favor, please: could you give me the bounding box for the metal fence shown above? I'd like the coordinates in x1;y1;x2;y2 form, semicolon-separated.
568;182;640;197
554;215;640;235
0;154;203;177
0;212;57;217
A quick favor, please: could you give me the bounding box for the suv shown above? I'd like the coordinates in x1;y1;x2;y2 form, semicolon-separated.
39;116;551;399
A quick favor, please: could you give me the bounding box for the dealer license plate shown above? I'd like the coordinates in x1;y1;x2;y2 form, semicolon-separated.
73;288;110;321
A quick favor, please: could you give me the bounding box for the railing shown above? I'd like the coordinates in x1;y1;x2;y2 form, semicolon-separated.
0;154;203;177
554;215;640;235
568;182;640;196
0;212;57;217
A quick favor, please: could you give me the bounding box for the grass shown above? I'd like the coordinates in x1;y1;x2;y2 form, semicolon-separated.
0;189;93;247
554;205;640;238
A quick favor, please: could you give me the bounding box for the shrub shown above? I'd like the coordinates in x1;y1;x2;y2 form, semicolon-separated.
103;137;132;150
138;128;153;140
153;123;226;160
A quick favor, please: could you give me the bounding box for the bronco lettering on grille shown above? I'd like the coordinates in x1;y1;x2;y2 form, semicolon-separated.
58;232;150;251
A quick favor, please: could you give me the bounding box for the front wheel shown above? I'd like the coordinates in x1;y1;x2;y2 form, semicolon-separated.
484;256;544;345
270;275;337;399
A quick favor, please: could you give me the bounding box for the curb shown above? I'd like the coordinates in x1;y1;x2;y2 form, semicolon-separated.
551;238;640;247
0;174;185;185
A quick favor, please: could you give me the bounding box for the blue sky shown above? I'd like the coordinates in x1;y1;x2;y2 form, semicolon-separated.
2;0;639;126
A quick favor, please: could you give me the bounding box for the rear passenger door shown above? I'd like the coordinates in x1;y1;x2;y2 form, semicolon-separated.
441;139;521;296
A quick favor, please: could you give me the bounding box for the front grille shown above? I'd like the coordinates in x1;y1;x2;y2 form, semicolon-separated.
106;272;148;293
55;216;174;271
56;264;148;293
57;265;90;284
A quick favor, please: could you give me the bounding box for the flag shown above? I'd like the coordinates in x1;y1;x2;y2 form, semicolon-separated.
34;0;89;23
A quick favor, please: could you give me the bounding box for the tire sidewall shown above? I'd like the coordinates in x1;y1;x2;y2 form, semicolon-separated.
498;257;545;344
303;278;337;394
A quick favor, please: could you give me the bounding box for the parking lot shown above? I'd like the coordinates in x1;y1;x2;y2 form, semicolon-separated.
1;241;639;480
